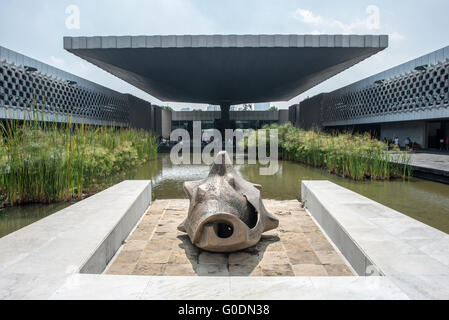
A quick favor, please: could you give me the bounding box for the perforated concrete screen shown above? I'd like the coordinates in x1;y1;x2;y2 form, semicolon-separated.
287;46;449;129
322;58;449;125
0;46;156;131
0;59;129;125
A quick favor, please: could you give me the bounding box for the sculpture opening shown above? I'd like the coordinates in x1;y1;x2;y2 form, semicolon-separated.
215;223;234;239
178;151;279;253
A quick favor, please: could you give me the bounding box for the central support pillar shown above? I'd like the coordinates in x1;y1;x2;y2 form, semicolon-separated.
219;104;231;141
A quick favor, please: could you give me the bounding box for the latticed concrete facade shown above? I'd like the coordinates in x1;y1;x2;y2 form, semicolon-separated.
291;46;449;148
0;46;157;131
0;59;130;125
322;55;449;126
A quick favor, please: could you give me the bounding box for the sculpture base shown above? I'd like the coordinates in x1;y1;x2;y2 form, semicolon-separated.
107;199;353;277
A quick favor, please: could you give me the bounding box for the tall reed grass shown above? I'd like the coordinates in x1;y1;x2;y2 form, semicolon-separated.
0;114;158;208
266;123;411;181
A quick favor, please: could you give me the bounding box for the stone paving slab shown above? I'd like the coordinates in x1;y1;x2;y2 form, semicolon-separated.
106;200;353;277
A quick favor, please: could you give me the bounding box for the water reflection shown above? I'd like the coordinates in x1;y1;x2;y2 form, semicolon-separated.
0;202;74;238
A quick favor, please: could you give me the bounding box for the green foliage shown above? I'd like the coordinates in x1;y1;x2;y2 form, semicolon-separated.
0;114;158;207
265;123;412;181
268;106;278;111
160;106;174;112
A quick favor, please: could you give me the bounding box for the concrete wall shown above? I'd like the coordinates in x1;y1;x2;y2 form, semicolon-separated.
289;104;299;127
278;109;290;124
231;110;279;121
126;94;152;131
172;110;280;122
381;121;427;147
161;109;172;139
172;111;220;121
299;94;326;130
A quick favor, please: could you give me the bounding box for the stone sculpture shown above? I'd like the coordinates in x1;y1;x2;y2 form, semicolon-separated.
178;151;279;252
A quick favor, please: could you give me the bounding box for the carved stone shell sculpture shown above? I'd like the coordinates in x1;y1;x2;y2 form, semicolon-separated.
178;151;279;252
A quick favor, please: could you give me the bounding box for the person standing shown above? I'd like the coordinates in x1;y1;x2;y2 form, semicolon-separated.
394;137;399;147
404;137;410;150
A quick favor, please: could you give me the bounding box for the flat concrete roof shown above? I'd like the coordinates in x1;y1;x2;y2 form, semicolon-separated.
64;35;388;105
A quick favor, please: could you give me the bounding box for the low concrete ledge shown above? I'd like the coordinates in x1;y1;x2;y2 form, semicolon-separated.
409;165;449;185
0;181;151;300
302;180;449;299
51;275;408;300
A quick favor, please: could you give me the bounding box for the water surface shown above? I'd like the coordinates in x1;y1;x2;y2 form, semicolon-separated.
1;154;448;237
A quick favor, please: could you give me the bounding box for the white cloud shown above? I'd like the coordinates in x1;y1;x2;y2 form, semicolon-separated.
294;9;324;26
390;32;405;42
293;6;381;34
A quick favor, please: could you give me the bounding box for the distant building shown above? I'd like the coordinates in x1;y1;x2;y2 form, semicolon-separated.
207;105;219;111
231;104;253;111
254;103;271;111
180;107;191;112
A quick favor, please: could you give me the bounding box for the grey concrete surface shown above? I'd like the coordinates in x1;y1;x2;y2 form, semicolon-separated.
0;181;151;300
64;35;387;105
390;151;449;183
408;152;449;174
302;180;449;299
172;110;281;121
51;275;408;300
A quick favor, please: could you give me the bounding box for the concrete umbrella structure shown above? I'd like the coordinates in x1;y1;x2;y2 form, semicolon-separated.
64;34;388;135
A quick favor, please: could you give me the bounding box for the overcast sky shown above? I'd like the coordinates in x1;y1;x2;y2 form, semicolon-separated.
1;0;448;110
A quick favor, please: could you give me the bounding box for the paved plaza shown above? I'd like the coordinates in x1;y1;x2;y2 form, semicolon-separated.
106;199;353;277
409;152;449;173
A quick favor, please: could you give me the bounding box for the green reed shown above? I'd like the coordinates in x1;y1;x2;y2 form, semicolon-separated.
0;112;158;208
266;123;411;181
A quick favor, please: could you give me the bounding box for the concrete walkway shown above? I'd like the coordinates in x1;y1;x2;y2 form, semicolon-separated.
409;152;449;172
392;151;449;183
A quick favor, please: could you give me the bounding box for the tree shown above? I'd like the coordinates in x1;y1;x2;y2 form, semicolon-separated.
161;106;174;112
268;106;278;111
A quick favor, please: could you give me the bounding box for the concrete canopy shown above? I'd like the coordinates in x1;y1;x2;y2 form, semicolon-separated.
64;35;388;106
